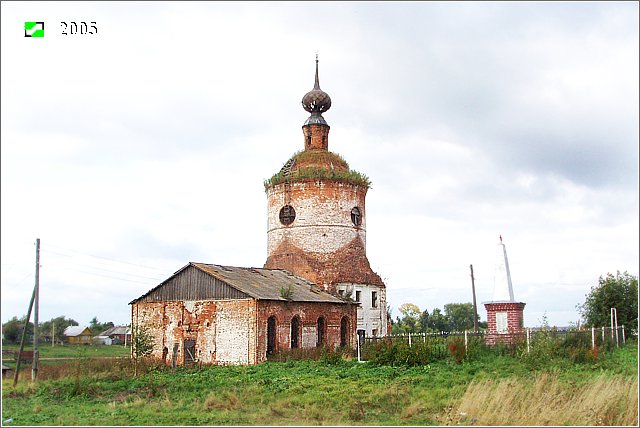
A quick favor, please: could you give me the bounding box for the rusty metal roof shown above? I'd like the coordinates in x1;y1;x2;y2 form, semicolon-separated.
131;263;349;305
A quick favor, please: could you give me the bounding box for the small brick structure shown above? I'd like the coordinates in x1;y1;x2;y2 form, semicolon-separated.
484;302;526;345
484;237;526;346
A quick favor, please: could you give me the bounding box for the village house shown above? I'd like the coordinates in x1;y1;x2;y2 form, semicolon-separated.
99;325;131;345
63;326;93;345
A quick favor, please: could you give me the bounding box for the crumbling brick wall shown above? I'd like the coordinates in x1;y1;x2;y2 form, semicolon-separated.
255;300;357;362
132;298;257;366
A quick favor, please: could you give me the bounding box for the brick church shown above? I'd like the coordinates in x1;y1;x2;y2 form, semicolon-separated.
130;58;388;365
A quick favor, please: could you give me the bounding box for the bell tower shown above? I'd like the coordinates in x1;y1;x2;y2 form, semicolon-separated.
264;56;388;337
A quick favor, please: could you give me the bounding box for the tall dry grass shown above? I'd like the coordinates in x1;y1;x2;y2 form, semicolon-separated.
443;373;638;426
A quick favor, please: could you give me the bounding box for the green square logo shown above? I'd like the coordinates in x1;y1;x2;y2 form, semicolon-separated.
25;22;44;37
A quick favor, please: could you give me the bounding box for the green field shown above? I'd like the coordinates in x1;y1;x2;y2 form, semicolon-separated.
2;344;131;368
1;343;637;426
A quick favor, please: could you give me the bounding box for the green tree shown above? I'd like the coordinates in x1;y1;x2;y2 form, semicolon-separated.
89;317;114;335
40;316;78;345
424;308;448;333
132;324;155;376
444;303;479;332
2;316;34;344
578;271;638;331
397;303;421;334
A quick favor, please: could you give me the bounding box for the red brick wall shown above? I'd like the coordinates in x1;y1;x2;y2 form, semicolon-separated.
255;300;357;363
484;302;526;345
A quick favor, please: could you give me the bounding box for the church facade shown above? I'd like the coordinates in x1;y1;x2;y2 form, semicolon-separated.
130;58;387;365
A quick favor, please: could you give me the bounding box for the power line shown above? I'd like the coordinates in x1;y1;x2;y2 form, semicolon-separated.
42;250;169;281
45;244;169;271
45;265;162;286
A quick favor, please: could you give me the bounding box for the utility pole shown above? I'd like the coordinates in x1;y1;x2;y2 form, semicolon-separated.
52;322;55;347
32;238;40;381
470;264;479;333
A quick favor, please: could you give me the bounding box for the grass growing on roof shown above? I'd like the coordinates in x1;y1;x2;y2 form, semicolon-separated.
264;150;371;190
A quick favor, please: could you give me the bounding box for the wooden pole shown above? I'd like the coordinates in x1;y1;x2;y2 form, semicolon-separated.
470;264;479;333
32;238;40;381
13;280;37;386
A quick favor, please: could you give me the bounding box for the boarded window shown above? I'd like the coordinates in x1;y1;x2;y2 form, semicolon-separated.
267;316;277;356
496;312;508;334
340;316;349;347
291;316;300;349
184;339;196;365
317;317;325;347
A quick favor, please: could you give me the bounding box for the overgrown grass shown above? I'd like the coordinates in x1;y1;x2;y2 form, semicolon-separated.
264;150;371;190
1;343;636;426
445;374;638;426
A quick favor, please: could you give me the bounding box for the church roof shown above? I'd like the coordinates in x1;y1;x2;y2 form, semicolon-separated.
130;263;350;305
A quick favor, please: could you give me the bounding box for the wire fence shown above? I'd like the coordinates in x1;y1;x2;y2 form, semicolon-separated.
357;325;630;362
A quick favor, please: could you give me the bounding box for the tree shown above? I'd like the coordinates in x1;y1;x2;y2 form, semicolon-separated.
89;317;114;335
424;308;448;333
444;303;479;332
2;316;34;344
40;316;78;345
578;271;638;331
132;324;155;376
396;303;421;334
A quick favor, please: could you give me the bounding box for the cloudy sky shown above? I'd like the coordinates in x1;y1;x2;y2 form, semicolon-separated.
2;1;638;329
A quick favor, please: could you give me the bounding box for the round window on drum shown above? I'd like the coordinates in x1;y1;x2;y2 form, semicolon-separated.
279;205;296;225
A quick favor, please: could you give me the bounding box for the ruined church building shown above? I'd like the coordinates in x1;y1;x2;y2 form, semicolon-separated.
130;58;389;365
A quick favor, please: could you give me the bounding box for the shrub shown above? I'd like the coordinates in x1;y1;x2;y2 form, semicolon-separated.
447;337;466;364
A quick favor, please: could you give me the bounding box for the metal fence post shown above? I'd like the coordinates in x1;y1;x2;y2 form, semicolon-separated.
408;332;412;347
423;332;426;343
601;326;605;345
464;330;468;354
591;326;595;350
526;328;530;354
357;334;361;362
622;325;625;344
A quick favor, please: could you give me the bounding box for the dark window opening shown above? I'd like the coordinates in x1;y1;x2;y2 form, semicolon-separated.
372;291;378;308
355;290;361;302
317;317;326;347
279;205;296;225
267;316;277;356
340;316;349;347
351;207;362;226
184;339;196;366
162;347;168;362
291;316;300;349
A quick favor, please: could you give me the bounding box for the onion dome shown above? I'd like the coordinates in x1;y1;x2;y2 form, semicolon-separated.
302;55;331;126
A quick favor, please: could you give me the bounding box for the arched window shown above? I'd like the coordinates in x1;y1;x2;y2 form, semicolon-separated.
291;316;300;349
340;316;349;347
267;316;277;356
317;317;326;347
